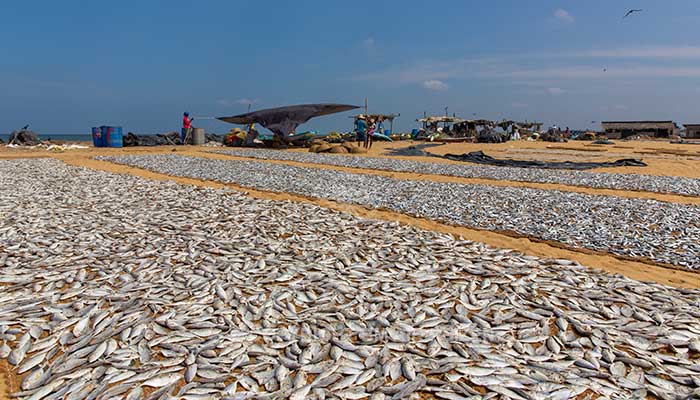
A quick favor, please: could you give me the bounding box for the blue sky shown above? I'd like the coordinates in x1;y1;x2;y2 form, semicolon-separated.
3;0;700;135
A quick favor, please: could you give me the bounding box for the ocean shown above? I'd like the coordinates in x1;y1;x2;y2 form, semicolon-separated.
0;133;92;143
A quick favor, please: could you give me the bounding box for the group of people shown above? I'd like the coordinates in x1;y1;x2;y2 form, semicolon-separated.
185;111;390;149
354;115;385;149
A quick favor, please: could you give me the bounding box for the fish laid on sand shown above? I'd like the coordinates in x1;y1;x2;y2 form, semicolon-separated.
101;154;700;269
1;158;700;399
214;147;700;197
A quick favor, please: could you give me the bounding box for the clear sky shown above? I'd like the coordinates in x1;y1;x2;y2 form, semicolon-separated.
3;0;700;135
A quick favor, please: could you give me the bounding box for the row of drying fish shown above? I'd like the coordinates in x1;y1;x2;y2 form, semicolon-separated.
100;155;700;270
212;148;700;197
2;158;700;399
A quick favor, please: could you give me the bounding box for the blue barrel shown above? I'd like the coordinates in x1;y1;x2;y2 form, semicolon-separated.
384;129;391;136
103;126;123;148
91;127;105;147
411;128;420;138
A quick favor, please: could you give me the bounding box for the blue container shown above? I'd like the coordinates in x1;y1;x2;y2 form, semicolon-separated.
411;128;420;138
103;126;123;148
384;129;391;136
91;127;105;147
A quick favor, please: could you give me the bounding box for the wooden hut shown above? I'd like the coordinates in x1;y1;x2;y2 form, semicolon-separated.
683;124;700;139
601;121;677;139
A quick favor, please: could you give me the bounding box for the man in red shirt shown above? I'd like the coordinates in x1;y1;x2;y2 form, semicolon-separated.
181;112;194;144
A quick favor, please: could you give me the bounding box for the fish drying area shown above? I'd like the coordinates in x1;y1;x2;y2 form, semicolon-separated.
1;153;700;399
101;154;700;269
213;148;700;197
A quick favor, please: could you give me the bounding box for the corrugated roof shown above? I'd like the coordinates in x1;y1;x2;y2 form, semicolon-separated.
602;121;676;130
602;121;673;124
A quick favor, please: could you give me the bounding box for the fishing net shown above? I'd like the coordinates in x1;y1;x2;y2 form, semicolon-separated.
444;151;647;170
7;129;40;145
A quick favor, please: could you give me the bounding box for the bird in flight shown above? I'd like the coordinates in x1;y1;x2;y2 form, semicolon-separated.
623;9;643;18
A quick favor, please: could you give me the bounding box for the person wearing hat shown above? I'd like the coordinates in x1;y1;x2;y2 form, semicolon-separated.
355;115;367;147
182;112;194;144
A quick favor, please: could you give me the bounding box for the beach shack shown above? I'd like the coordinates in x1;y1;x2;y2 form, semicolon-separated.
416;116;467;135
683;124;700;139
601;121;678;139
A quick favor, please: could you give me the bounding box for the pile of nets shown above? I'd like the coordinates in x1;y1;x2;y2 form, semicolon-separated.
444;151;647;170
477;130;508;143
123;132;223;147
7;129;41;146
574;132;597;141
540;130;567;143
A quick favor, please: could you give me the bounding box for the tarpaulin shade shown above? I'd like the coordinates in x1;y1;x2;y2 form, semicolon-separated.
218;104;359;140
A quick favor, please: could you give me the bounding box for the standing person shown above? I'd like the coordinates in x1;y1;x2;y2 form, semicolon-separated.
366;119;376;149
244;123;258;146
376;117;384;136
182;112;194;144
514;128;521;140
355;115;367;147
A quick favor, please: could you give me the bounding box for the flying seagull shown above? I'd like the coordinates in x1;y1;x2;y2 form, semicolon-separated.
623;9;643;19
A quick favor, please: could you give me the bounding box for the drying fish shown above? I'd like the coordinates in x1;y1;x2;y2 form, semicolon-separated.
213;147;700;197
0;158;698;399
100;154;700;269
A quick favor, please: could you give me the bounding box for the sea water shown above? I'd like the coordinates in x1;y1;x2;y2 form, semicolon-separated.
0;133;92;143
